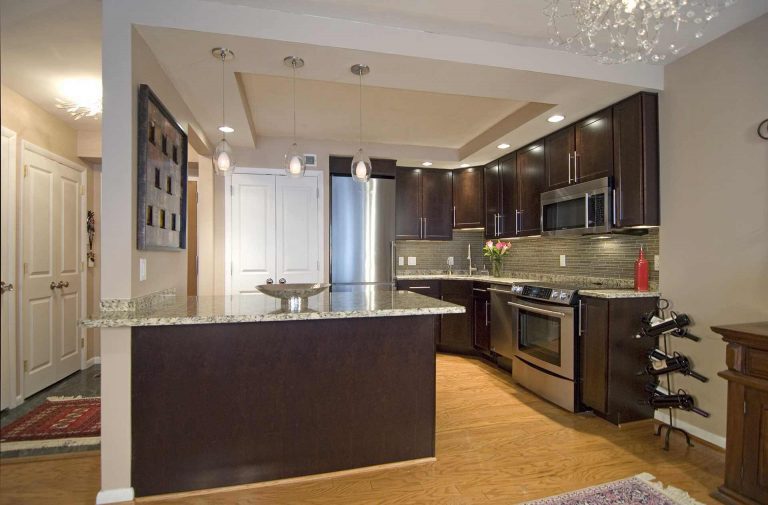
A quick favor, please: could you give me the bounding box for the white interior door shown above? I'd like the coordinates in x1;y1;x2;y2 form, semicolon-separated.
22;148;82;397
1;128;16;410
231;174;275;295
276;175;319;283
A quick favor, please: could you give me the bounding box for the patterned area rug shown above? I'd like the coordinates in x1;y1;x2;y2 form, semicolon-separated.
0;396;100;452
520;473;704;505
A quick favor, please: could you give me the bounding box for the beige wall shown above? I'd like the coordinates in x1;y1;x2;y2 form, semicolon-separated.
659;14;768;444
130;29;209;297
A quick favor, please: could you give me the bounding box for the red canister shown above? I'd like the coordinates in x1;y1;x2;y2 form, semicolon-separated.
634;246;649;292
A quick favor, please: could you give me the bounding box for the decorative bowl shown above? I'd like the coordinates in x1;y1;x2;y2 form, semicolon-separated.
255;283;330;312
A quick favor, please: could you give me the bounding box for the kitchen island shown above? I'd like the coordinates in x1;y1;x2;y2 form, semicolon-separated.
83;289;463;498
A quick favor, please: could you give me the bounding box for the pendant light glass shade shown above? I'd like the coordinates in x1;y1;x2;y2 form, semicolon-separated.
285;142;306;178
350;64;371;183
214;138;234;175
351;148;372;183
283;56;305;178
212;48;235;177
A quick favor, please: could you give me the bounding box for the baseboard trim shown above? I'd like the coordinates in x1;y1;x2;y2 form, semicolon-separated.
135;457;437;502
96;487;135;504
85;357;101;368
654;411;726;449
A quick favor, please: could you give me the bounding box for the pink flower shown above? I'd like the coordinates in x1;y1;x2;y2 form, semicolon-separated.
486;241;494;248
496;242;503;250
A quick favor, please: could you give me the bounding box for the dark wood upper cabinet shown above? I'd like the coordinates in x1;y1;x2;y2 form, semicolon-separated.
498;154;517;237
545;108;613;191
452;167;483;229
483;161;501;238
613;92;659;228
545;126;575;190
574;108;613;183
515;141;545;236
395;167;422;240
395;167;452;241
421;170;453;240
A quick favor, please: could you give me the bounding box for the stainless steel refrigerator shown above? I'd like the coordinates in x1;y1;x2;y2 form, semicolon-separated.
330;175;396;292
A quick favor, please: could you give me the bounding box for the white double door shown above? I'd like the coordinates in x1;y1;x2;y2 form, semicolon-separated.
22;148;83;397
231;173;320;295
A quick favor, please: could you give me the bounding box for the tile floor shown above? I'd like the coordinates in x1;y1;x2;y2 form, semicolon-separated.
0;365;101;459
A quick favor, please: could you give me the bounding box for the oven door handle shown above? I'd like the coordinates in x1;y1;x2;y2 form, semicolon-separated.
506;301;567;319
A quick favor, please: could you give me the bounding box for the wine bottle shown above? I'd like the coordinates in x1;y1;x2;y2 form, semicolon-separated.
646;350;709;382
643;385;710;417
635;312;691;339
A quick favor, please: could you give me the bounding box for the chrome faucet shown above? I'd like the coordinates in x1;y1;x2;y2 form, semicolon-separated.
467;245;477;276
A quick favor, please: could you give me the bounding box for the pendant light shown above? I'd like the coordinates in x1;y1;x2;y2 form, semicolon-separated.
283;56;306;178
212;47;235;176
350;64;372;183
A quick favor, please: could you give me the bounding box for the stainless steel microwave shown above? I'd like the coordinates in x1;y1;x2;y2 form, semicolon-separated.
540;177;613;236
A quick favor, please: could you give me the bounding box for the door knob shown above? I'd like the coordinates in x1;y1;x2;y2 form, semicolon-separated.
279;278;286;284
266;278;274;285
54;281;70;289
0;281;14;294
50;282;58;290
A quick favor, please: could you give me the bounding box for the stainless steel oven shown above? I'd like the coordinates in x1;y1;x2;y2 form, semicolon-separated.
490;283;581;412
541;177;613;236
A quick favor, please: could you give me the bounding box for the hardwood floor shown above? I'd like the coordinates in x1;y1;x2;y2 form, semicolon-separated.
0;354;724;504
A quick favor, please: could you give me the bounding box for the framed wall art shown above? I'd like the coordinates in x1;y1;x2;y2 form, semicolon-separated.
137;84;188;251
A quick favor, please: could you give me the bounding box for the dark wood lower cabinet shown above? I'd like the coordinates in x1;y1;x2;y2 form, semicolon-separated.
580;295;658;424
712;322;768;505
396;280;442;343
440;280;474;354
472;283;491;354
132;316;437;497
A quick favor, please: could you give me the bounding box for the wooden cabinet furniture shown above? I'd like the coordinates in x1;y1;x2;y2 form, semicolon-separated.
452;167;483;229
712;322;768;505
580;295;658;424
472;282;491;354
514;141;546;236
613;92;660;228
545;109;613;191
440;280;474;354
484;155;516;239
396;279;441;299
395;167;452;240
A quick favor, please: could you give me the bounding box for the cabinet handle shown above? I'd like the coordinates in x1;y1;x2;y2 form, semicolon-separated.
515;210;519;235
612;189;617;226
567;152;572;184
485;301;490;327
494;214;498;236
579;299;585;336
584;193;590;229
409;286;432;290
574;151;579;182
472;288;488;293
424;217;427;238
453;206;456;227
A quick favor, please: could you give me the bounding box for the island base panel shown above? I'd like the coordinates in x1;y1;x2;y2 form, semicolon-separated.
131;315;437;497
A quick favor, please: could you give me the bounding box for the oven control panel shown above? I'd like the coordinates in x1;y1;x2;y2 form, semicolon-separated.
510;284;578;305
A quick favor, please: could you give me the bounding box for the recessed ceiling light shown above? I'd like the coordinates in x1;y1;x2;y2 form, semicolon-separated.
218;125;235;133
497;143;511;149
459;163;470;168
547;114;565;123
421;161;433;166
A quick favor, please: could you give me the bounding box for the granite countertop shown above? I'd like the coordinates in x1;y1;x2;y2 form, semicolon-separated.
578;289;660;299
81;289;464;328
395;274;659;299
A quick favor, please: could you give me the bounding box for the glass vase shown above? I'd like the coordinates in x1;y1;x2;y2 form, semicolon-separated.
491;259;503;278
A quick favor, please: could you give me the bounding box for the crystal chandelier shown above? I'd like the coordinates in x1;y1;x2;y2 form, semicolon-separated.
545;0;738;64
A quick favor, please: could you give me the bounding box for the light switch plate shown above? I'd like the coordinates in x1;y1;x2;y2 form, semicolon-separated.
407;257;417;266
654;255;660;271
447;256;454;266
559;255;566;267
139;258;147;281
398;256;404;266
